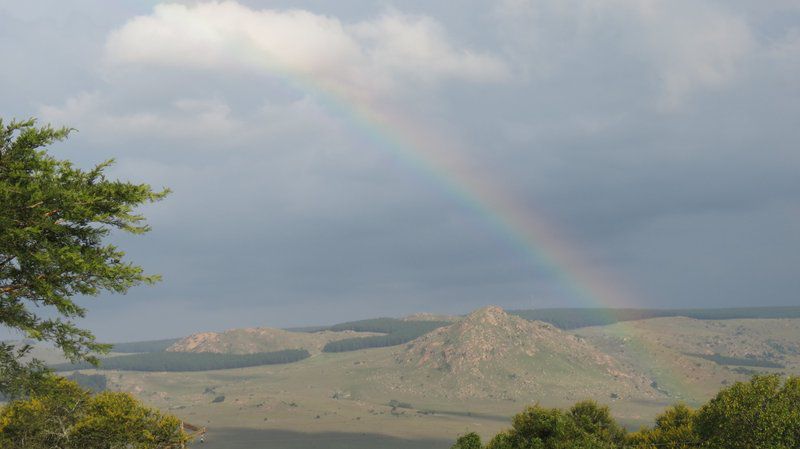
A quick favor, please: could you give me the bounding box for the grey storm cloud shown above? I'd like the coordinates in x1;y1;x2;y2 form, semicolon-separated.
1;0;799;341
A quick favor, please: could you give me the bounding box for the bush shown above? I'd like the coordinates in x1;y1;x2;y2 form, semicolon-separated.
452;432;482;449
626;404;696;449
0;376;188;449
455;375;800;449
485;402;621;449
694;375;800;449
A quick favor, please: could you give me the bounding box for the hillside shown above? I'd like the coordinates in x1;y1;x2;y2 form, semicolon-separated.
166;328;380;355
576;316;800;400
70;308;800;448
383;306;654;400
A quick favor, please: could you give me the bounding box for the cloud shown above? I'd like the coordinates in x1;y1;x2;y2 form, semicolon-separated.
8;0;800;338
40;92;243;141
494;0;755;109
104;1;508;100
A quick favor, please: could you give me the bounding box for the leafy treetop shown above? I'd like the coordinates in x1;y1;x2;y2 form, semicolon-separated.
452;375;800;449
0;375;189;448
0;118;168;395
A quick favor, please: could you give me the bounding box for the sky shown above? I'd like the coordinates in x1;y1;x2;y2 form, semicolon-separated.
1;0;799;342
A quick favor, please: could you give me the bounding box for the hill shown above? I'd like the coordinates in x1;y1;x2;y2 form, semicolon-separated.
167;328;381;355
576;316;800;399
509;306;800;329
69;309;800;448
385;306;654;400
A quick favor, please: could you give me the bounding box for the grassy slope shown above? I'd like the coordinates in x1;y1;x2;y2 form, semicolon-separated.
60;313;800;448
167;329;383;355
575;317;800;402
97;349;604;447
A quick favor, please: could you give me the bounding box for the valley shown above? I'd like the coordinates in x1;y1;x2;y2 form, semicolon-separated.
52;307;800;448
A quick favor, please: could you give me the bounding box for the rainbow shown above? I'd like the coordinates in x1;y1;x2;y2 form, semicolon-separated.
263;65;703;399
280;74;638;310
122;2;634;307
127;1;697;397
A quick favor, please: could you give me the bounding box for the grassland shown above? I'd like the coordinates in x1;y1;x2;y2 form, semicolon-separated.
90;348;665;448
50;312;800;448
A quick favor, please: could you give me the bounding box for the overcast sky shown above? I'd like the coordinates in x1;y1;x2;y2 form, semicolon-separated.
2;0;799;341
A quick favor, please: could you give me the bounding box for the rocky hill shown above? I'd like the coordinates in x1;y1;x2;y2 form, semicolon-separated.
166;327;380;355
383;306;654;400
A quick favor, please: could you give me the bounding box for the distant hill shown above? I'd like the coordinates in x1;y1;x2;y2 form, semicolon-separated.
576;316;800;399
167;328;381;355
71;308;800;446
386;306;654;400
509;306;800;330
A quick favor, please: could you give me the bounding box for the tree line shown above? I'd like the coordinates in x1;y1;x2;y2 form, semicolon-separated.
451;375;800;449
52;349;310;372
321;318;449;352
686;352;785;369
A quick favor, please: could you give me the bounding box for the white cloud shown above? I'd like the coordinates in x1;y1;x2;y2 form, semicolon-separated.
104;1;508;100
350;13;507;84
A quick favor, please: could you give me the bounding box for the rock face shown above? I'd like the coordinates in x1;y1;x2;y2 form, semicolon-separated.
167;328;379;355
403;306;538;372
391;306;651;399
402;306;610;372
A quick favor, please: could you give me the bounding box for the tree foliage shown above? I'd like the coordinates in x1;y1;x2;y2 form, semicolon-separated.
0;343;49;399
453;376;800;449
0;376;188;448
322;319;449;352
0;118;168;394
452;432;482;449
627;404;696;449
53;349;311;372
694;375;800;449
456;401;623;449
